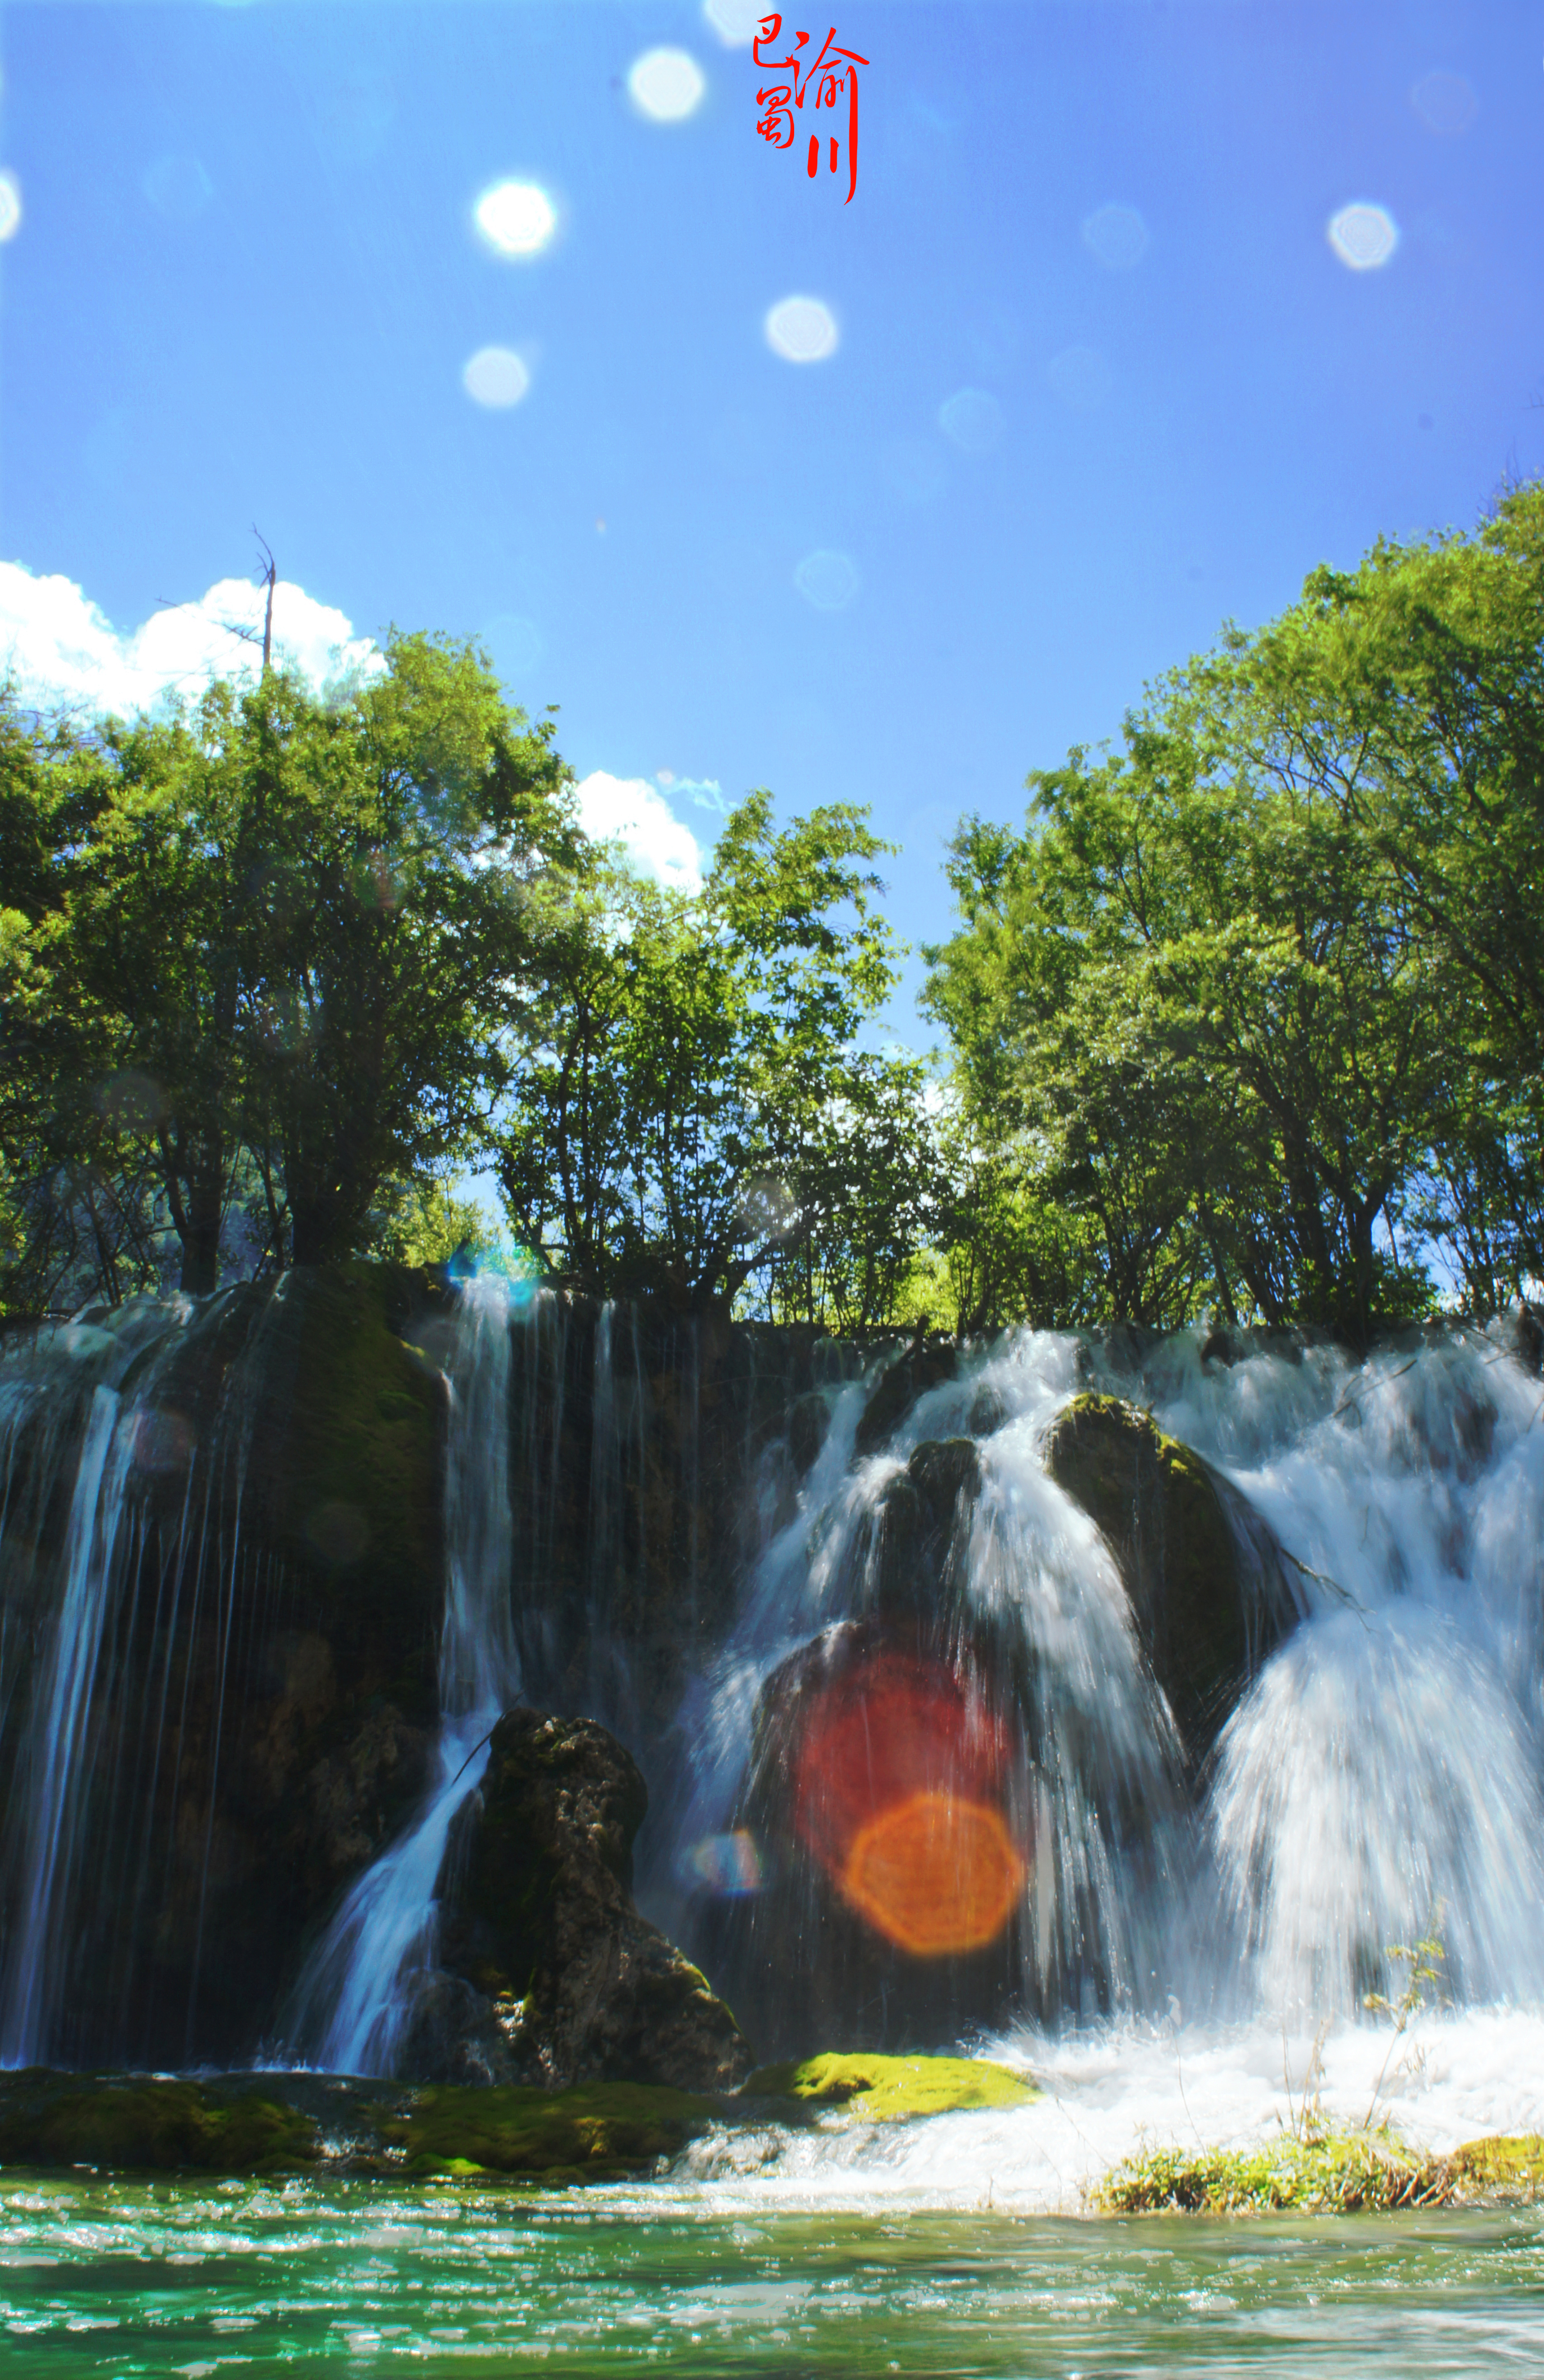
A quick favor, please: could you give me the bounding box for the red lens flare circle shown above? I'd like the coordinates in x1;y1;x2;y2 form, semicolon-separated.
789;1650;1027;1957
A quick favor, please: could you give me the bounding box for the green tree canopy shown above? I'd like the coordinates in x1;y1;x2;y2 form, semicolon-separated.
927;483;1544;1338
0;635;575;1309
495;791;934;1323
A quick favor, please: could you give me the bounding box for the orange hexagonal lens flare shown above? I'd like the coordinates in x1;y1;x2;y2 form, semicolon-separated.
839;1788;1026;1956
788;1649;1028;1957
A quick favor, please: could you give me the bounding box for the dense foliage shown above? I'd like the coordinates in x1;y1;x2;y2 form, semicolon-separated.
0;639;929;1327
0;638;574;1306
493;791;928;1322
6;483;1543;1338
924;481;1544;1340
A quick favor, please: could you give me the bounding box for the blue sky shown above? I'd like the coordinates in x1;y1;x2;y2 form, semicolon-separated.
2;0;1541;1033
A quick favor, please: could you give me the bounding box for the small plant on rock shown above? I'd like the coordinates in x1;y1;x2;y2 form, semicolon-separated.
1362;1911;1445;2130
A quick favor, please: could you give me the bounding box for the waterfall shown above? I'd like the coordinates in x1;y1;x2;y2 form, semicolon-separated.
0;1298;205;2067
1;1275;1541;2080
0;1386;134;2063
660;1320;1544;2044
1184;1332;1544;2014
290;1271;517;2074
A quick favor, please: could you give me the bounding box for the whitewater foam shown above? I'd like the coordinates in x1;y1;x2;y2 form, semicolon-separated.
592;2006;1544;2218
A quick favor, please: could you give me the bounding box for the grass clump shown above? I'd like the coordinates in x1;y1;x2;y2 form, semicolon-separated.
1101;2126;1544;2217
744;2053;1037;2122
1097;2128;1448;2215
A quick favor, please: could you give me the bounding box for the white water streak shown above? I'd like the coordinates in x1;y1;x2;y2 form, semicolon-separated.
295;1273;518;2074
0;1386;136;2063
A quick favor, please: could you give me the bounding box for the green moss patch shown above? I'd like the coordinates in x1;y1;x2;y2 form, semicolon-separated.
744;2053;1037;2122
0;2070;723;2185
377;2082;722;2180
1450;2134;1544;2199
0;2072;319;2175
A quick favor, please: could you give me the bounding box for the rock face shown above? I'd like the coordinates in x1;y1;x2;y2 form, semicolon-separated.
426;1708;753;2094
839;1435;982;1634
494;1305;871;1748
852;1340;958;1459
0;1264;447;2068
1044;1393;1302;1767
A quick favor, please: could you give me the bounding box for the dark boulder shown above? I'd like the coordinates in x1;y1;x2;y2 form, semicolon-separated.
786;1390;832;1478
853;1342;958;1458
906;1435;981;1532
839;1437;982;1634
434;1708;753;2094
1044;1393;1301;1768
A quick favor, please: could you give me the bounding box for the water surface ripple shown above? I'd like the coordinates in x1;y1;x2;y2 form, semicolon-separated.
0;2178;1541;2376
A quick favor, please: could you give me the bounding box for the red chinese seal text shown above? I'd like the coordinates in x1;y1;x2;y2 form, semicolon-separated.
754;15;870;204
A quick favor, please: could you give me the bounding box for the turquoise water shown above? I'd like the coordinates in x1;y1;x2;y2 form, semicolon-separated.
1;2179;1542;2376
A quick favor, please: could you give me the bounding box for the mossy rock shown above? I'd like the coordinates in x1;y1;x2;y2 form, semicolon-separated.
276;1264;447;1723
1045;1393;1294;1766
0;2072;319;2175
0;2070;722;2184
743;2052;1037;2122
1451;2134;1544;2200
380;2081;722;2179
439;1708;752;2094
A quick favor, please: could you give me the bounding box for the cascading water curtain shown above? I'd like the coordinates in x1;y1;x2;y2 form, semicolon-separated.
289;1270;518;2075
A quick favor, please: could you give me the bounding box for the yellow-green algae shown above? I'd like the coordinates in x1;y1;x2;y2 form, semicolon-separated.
744;2053;1037;2121
1098;2128;1544;2216
1450;2134;1544;2199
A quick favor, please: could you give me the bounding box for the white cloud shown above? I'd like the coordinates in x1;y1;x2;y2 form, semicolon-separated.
575;770;702;891
0;562;381;716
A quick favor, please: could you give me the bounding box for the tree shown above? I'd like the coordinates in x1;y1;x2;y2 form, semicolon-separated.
494;792;930;1319
0;694;173;1314
247;632;575;1264
924;514;1488;1338
0;635;577;1299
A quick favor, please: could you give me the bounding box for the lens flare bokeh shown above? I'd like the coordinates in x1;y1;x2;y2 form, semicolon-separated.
791;1650;1026;1957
